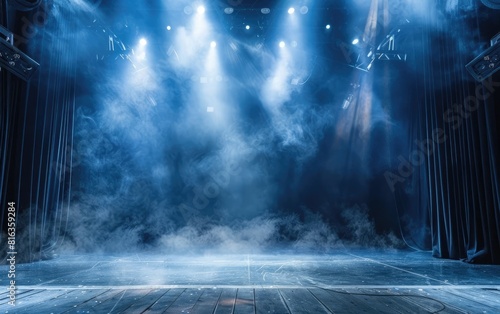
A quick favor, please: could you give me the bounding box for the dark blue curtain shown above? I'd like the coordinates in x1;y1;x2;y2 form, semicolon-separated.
1;2;76;262
396;3;500;264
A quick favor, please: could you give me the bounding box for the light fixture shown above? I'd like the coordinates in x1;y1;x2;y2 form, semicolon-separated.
350;21;410;72
261;8;271;14
210;41;217;48
139;38;148;46
0;25;39;81
288;7;295;14
197;6;206;14
279;41;286;48
224;7;234;14
326;24;331;30
246;25;250;30
166;26;172;31
467;33;500;81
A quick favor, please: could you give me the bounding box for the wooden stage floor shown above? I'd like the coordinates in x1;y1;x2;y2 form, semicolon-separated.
1;249;499;313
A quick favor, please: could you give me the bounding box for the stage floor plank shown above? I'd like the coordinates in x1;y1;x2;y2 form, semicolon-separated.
2;287;500;313
1;250;499;313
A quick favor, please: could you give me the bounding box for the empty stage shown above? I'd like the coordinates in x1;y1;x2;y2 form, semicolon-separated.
1;250;500;313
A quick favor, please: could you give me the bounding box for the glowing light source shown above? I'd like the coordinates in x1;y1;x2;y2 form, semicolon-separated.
224;7;234;14
326;24;331;30
352;38;360;45
210;41;217;48
136;51;146;61
139;38;148;46
197;5;205;14
166;25;172;31
261;8;271;14
288;7;295;14
246;25;250;30
279;41;286;48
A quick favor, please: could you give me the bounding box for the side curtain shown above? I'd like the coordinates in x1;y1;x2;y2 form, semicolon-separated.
1;4;77;262
411;4;500;264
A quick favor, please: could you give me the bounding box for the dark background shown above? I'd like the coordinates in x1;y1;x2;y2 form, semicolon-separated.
1;0;499;263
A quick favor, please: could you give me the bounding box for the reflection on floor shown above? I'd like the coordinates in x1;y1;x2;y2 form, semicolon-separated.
1;249;500;313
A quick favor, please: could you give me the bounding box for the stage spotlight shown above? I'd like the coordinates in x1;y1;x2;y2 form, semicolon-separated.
326;24;331;30
352;38;360;45
210;41;217;48
288;7;295;14
246;25;250;30
279;41;286;48
466;33;500;81
197;6;206;14
166;26;172;31
139;38;148;46
0;25;39;81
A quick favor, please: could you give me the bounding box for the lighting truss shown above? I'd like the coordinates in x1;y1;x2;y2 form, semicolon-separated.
466;32;500;81
89;20;128;60
342;83;360;110
0;25;39;81
351;20;410;72
375;25;409;61
86;19;147;70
